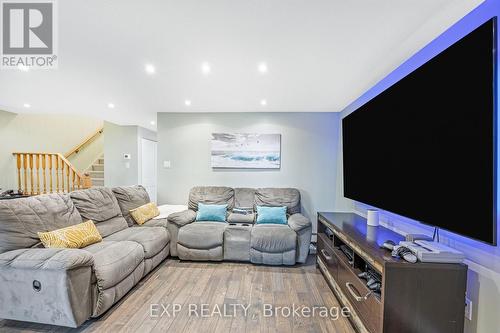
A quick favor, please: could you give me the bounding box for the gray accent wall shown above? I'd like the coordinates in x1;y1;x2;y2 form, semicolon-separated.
157;112;340;233
104;121;157;187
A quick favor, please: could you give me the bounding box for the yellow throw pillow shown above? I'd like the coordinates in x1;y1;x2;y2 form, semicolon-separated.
38;220;102;249
130;202;160;225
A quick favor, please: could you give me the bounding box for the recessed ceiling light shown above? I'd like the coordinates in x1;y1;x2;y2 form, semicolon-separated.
185;100;192;106
18;64;29;72
260;99;267;106
145;64;156;74
107;103;115;109
23;103;31;108
258;62;268;74
150;121;156;125
201;62;211;75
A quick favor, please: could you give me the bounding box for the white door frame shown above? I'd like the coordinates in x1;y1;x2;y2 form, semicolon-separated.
138;138;157;203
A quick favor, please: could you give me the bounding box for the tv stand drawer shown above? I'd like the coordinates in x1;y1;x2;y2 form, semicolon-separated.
317;233;338;279
336;255;382;333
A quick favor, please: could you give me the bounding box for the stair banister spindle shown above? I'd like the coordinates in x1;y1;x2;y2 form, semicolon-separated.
29;154;34;195
35;154;40;194
16;154;22;193
41;154;47;194
23;154;28;194
48;154;53;193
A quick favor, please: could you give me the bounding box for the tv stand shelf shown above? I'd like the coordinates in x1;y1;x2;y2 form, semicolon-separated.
317;212;467;333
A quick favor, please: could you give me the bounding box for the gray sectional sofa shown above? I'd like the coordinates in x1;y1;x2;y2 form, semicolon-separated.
0;185;312;328
0;185;168;327
168;186;312;265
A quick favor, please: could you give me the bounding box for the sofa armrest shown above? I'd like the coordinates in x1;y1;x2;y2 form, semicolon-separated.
0;248;95;327
288;213;311;232
0;248;94;271
167;209;197;227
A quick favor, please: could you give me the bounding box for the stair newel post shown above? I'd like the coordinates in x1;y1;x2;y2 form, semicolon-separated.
71;168;75;192
66;163;70;193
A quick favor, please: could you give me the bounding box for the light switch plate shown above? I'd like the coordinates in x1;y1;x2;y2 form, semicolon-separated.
123;154;131;160
163;161;171;168
465;298;472;321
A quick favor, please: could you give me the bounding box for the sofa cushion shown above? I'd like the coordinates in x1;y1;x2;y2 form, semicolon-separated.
251;224;296;253
70;188;128;237
254;188;301;215
111;185;151;226
177;222;226;250
234;188;256;208
188;186;234;211
137;217;168;228
105;227;169;259
227;213;255;224
0;193;82;254
83;241;144;289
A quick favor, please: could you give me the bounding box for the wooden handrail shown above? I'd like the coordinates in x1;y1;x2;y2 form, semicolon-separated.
12;152;92;195
65;126;103;159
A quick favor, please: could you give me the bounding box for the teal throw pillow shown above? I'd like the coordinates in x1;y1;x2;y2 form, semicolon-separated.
196;203;227;222
256;206;287;225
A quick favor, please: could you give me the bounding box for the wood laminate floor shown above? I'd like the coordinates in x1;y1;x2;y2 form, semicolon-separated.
0;256;355;333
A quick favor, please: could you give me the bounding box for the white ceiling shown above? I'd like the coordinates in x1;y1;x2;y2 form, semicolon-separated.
0;0;484;131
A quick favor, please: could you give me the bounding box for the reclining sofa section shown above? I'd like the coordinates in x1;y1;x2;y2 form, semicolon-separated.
168;187;312;265
0;185;169;327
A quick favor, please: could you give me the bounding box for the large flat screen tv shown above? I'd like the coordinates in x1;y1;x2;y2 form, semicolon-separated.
342;18;497;245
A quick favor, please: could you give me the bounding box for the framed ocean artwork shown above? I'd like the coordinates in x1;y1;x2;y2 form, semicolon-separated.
211;133;281;169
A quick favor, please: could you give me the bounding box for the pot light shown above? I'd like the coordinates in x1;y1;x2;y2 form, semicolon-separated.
201;62;211;75
107;103;115;109
23;103;31;108
185;100;192;106
150;121;156;125
18;64;29;72
260;99;267;106
145;64;156;74
258;62;268;74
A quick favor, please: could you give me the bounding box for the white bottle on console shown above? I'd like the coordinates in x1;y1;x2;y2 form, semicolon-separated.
367;209;379;227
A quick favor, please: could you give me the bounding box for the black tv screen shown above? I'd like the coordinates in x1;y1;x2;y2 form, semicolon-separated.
342;18;497;244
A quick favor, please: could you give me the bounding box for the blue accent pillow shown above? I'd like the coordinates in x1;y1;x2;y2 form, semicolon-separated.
196;203;227;222
256;206;288;225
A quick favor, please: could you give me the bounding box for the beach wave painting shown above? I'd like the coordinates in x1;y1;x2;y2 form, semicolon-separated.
211;133;281;169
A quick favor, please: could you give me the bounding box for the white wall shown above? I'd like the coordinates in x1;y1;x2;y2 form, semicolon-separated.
157;112;339;233
0;110;103;191
104;121;157;187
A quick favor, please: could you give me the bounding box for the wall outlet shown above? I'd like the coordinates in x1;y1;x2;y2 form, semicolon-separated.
465;297;472;321
123;154;131;160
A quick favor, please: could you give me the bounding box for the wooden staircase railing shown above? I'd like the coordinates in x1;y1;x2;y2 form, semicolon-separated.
65;126;103;159
12;152;92;195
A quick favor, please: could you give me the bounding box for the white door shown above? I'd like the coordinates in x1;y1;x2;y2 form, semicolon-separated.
140;138;157;203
